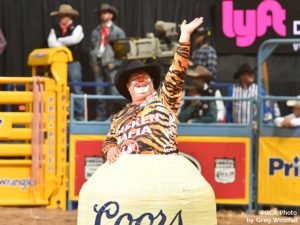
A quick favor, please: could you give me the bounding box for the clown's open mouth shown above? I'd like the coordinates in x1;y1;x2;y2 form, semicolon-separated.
133;84;150;94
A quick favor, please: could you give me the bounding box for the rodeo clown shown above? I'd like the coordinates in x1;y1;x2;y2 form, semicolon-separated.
102;17;204;163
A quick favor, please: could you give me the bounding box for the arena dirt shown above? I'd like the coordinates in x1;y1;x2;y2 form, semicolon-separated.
0;207;299;225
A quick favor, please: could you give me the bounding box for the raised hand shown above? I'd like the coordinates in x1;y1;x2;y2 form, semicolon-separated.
179;17;204;42
181;17;204;35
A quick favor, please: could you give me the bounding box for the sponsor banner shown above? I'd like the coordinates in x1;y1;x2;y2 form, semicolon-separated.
69;135;106;200
258;137;300;205
215;0;300;54
70;135;251;204
178;136;251;204
77;155;217;225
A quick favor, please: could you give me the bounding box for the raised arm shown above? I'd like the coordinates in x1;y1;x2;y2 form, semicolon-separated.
159;18;204;114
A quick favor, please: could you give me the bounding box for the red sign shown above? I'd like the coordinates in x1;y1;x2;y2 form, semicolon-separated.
75;140;103;196
178;141;247;200
72;137;249;204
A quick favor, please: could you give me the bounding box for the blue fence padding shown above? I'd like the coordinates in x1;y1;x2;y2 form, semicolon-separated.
69;122;110;135
260;126;300;137
68;82;113;87
69;122;253;137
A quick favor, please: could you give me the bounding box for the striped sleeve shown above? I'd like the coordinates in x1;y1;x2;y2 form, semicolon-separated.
159;42;190;114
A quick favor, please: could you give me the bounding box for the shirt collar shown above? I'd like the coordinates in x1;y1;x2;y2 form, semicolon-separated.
104;21;113;28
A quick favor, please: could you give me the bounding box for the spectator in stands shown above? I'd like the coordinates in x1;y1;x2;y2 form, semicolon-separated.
191;27;217;79
226;63;269;125
0;28;7;55
47;4;84;120
89;4;126;121
179;79;217;123
274;96;300;128
186;65;226;122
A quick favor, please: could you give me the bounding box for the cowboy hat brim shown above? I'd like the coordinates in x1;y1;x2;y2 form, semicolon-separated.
287;96;300;107
115;64;161;100
186;65;214;81
50;10;79;17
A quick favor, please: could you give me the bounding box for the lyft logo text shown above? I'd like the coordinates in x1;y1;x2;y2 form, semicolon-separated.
222;0;287;47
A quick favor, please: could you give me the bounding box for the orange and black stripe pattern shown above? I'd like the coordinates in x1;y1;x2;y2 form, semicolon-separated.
103;42;190;156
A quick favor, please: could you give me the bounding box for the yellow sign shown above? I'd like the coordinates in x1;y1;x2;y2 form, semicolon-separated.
258;137;300;205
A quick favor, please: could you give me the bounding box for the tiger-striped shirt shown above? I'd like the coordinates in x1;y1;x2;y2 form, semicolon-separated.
102;42;190;155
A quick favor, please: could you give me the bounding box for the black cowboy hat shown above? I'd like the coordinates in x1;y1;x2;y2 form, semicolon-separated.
233;63;255;79
95;4;118;20
114;60;161;100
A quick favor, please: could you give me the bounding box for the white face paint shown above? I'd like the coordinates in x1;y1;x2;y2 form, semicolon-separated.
127;72;155;103
133;85;150;94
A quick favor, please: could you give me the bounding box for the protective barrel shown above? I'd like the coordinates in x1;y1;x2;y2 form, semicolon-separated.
78;154;217;225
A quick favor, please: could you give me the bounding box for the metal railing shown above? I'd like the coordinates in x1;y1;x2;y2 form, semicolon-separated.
70;93;255;126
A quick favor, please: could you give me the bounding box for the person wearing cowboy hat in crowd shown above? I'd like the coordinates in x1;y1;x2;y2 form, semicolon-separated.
179;78;217;123
184;65;226;122
274;96;300;128
191;27;217;79
47;4;85;121
89;4;126;121
226;63;270;125
102;17;204;163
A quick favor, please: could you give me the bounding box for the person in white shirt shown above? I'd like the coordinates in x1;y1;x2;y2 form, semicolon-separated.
47;4;85;120
274;96;300;128
226;63;270;125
